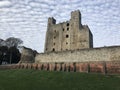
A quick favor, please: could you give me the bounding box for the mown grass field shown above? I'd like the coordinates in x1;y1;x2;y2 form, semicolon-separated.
0;69;120;90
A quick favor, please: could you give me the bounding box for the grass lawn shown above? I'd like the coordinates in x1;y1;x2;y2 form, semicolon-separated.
0;69;120;90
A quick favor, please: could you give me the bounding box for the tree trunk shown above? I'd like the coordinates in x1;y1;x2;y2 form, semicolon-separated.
10;53;12;64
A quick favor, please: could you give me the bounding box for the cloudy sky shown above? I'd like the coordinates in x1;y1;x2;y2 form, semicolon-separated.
0;0;120;52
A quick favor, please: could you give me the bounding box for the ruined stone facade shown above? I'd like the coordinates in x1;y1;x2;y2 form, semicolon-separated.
44;10;93;52
35;46;120;63
19;47;37;63
17;10;120;74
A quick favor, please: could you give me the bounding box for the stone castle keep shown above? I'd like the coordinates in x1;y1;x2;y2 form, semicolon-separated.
45;10;93;52
1;10;119;74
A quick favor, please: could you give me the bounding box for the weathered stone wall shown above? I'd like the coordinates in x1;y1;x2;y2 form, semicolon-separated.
19;47;36;63
44;10;93;53
35;46;120;63
0;61;120;74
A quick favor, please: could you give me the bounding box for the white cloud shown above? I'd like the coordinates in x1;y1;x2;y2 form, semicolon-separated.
0;0;120;52
0;0;11;7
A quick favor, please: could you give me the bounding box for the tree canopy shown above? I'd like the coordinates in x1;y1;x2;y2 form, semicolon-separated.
0;37;23;48
0;37;23;64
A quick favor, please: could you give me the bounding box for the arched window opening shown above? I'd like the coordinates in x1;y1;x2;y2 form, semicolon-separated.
52;48;55;51
67;28;69;31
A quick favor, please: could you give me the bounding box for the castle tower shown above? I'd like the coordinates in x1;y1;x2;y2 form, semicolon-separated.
70;10;82;50
44;17;56;52
70;10;93;50
70;10;82;29
44;10;93;53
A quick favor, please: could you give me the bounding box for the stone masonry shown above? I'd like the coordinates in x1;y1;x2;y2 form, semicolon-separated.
19;47;37;63
17;10;120;74
35;46;120;63
44;10;93;53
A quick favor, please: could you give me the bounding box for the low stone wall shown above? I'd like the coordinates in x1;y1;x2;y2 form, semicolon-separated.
35;46;120;63
0;64;20;70
0;61;120;74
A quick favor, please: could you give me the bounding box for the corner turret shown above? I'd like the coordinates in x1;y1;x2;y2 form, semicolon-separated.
48;17;56;26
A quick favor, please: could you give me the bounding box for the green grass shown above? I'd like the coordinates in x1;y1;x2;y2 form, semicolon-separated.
0;69;120;90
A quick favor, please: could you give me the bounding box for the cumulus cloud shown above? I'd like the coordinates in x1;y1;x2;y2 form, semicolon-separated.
0;0;120;52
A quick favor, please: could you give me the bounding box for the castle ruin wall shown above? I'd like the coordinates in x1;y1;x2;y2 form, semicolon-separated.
35;46;120;63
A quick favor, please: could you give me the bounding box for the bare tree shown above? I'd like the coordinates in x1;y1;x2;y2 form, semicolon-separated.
0;39;4;43
5;37;23;48
0;39;5;46
0;39;6;64
0;37;23;64
5;37;23;64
